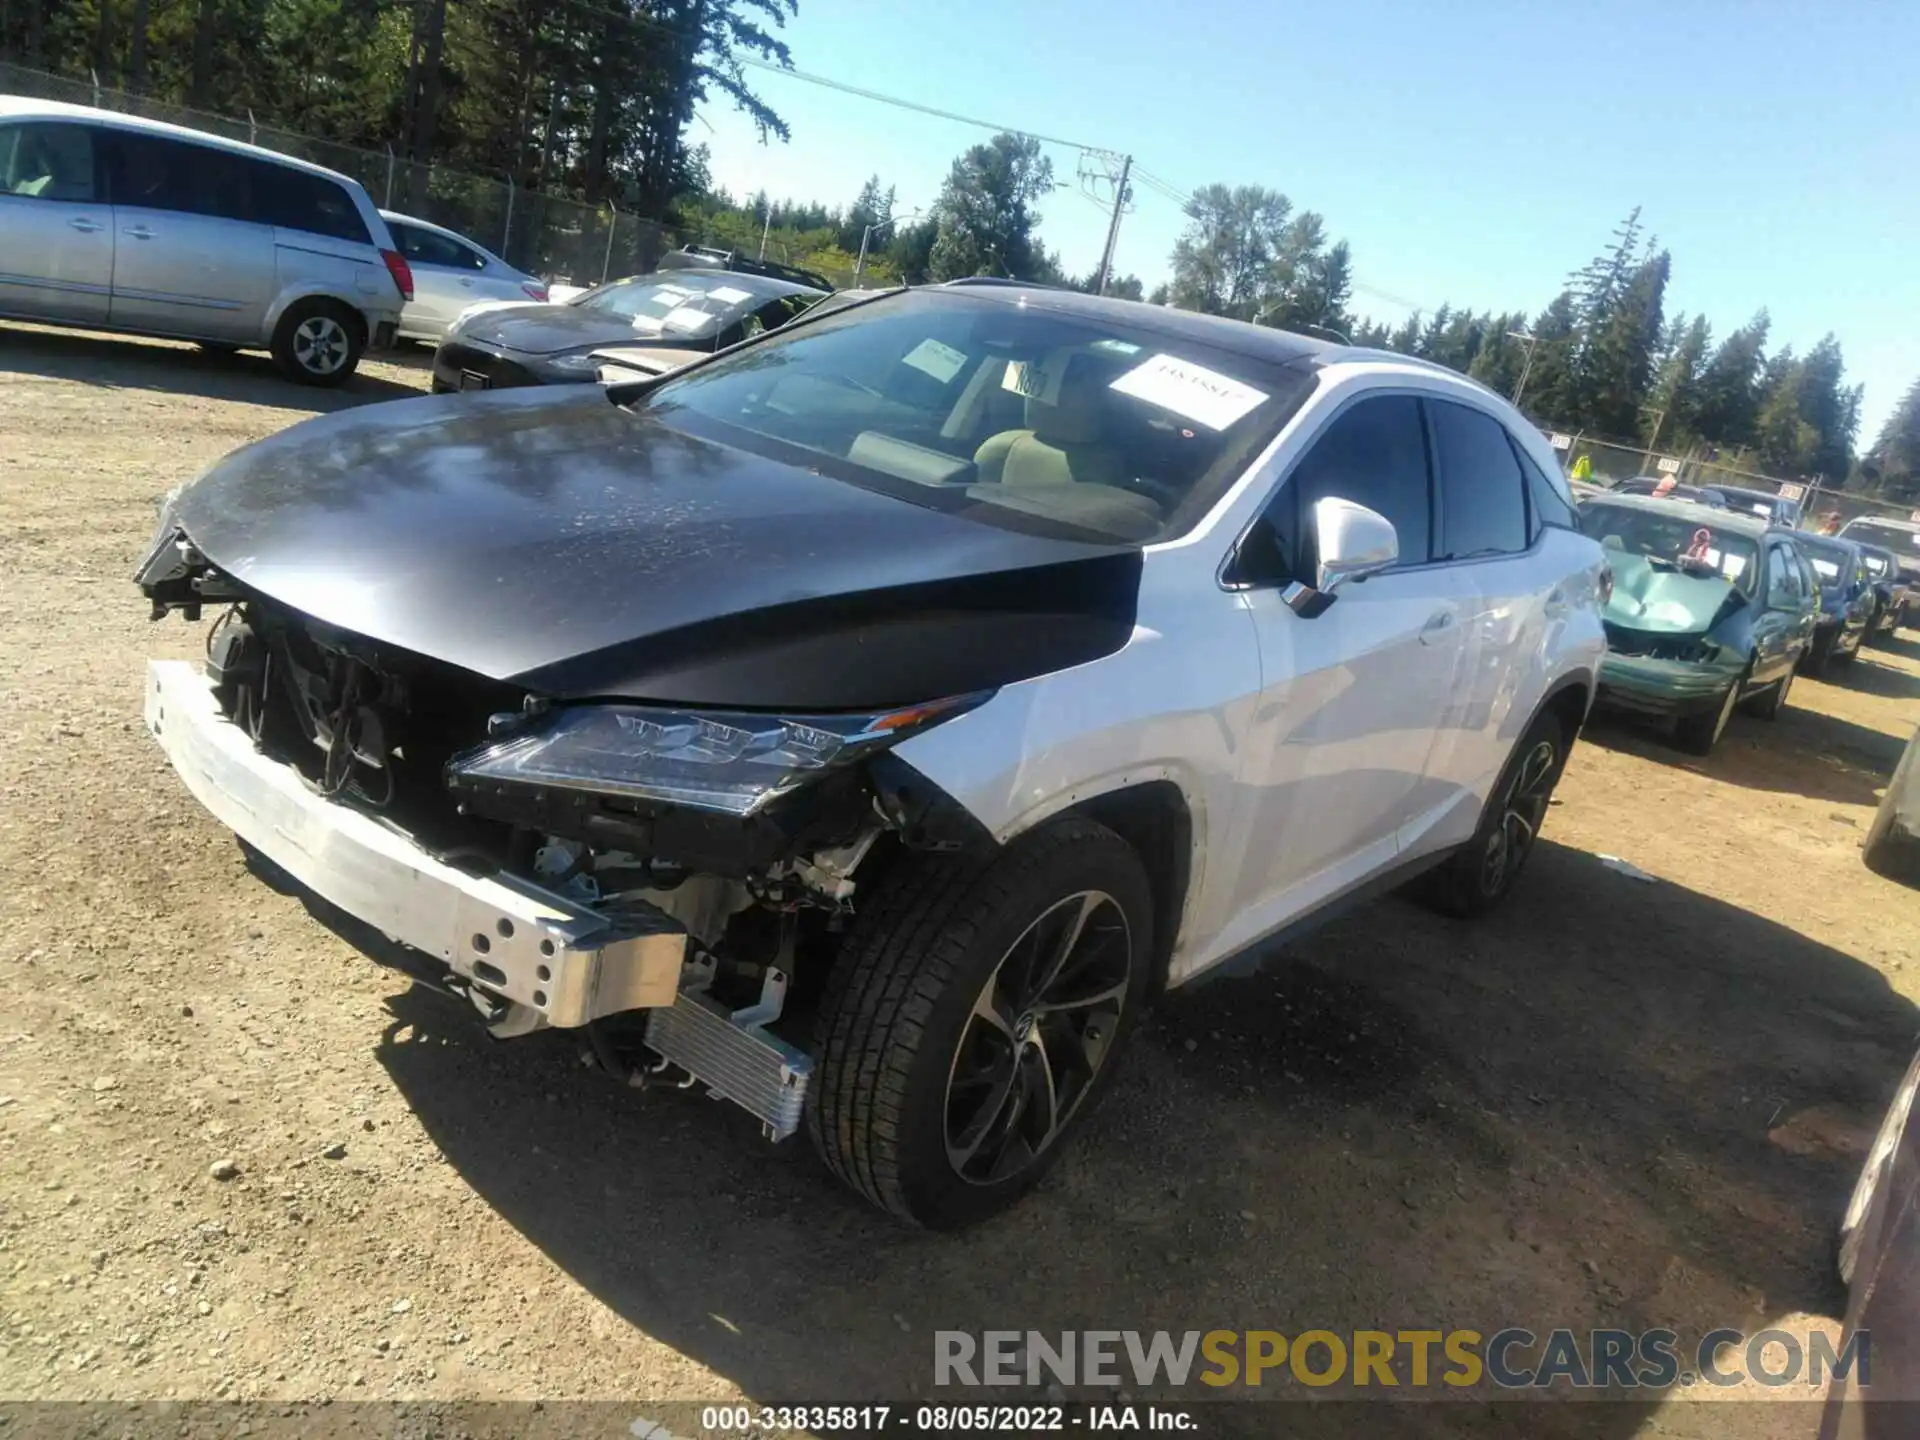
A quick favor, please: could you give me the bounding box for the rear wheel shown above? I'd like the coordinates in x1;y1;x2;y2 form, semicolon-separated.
809;818;1153;1228
1412;710;1567;919
271;299;364;386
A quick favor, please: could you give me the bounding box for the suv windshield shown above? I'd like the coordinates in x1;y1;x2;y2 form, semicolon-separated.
1578;500;1760;593
639;289;1318;542
574;272;817;340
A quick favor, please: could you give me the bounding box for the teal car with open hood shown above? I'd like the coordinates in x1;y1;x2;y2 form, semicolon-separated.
1577;493;1819;754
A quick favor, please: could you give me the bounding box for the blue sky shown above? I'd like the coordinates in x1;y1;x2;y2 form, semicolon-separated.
694;0;1915;443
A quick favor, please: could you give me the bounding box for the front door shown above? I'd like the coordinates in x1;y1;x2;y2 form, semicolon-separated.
0;121;113;324
1220;392;1463;940
100;130;276;342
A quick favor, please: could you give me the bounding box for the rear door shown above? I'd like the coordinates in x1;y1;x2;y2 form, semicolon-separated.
0;120;113;323
101;130;276;341
1420;398;1569;845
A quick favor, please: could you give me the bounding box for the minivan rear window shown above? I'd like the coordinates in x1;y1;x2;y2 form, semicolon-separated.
249;162;371;245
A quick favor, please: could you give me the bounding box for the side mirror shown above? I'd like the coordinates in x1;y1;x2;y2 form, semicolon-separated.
1284;497;1399;616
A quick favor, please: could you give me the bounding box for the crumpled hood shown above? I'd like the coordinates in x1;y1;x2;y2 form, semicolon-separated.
455;303;707;356
159;387;1141;707
1603;552;1746;634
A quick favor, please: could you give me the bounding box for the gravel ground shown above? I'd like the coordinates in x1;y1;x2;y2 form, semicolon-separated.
3;323;1918;1438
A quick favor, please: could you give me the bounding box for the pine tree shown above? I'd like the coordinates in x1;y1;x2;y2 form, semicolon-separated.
1867;376;1920;498
1518;293;1580;420
1646;314;1711;445
1580;250;1670;439
1567;206;1645;334
1690;310;1772;451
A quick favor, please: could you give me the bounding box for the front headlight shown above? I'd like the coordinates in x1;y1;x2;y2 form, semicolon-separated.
446;695;988;817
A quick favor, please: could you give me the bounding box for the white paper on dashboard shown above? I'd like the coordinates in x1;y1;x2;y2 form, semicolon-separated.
1109;353;1268;430
902;338;968;384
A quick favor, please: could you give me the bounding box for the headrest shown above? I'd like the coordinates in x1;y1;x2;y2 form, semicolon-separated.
1027;355;1106;446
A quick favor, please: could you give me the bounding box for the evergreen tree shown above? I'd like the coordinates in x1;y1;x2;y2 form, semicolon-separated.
1689;310;1772;450
1647;313;1712;445
1866;377;1920;498
1517;293;1580;420
1579;249;1669;439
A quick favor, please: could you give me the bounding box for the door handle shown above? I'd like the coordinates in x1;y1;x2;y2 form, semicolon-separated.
122;225;155;240
459;279;475;287
67;217;104;233
1419;610;1456;645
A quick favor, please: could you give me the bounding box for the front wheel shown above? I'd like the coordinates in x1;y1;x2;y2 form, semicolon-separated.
1673;670;1745;755
270;299;364;386
1412;709;1568;918
809;818;1153;1228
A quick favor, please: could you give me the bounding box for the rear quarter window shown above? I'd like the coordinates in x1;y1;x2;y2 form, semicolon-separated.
250;162;370;245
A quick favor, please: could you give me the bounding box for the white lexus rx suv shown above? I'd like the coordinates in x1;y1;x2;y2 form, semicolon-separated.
138;282;1609;1226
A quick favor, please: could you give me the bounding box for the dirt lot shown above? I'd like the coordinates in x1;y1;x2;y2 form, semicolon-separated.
3;323;1918;1437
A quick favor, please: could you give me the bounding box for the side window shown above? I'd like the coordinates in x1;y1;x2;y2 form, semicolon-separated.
1765;545;1801;607
1;122;97;202
104;132;252;220
395;223;485;270
1428;399;1530;559
1511;436;1578;535
1278;394;1433;573
250;162;371;245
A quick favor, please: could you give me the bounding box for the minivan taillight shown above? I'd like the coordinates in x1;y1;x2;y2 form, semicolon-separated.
522;281;549;302
381;248;414;302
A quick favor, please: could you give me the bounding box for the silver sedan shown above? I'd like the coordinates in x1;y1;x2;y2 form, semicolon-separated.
379;210;547;343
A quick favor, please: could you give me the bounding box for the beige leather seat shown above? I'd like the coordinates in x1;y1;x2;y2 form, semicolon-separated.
974;356;1128;491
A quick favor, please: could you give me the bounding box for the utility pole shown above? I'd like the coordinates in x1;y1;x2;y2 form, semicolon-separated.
1640;407;1667;472
758;200;772;261
1507;329;1540;409
1092;154;1133;296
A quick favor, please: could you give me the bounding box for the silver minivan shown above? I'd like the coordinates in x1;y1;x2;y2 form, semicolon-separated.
0;96;408;385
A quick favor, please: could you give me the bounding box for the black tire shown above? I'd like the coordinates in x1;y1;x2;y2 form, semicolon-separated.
1412;709;1568;919
809;818;1153;1228
1833;639;1859;668
1740;664;1793;721
1802;629;1834;677
1672;668;1746;755
270;299;364;386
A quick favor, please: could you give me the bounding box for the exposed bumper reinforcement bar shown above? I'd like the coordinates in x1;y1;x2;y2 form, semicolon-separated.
144;660;686;1028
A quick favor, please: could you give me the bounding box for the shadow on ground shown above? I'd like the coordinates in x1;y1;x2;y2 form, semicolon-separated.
355;839;1914;1438
1584;702;1901;808
0;321;421;410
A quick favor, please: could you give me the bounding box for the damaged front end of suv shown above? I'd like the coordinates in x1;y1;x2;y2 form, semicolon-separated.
134;377;1140;1155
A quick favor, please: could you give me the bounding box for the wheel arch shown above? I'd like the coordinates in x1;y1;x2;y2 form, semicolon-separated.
264;287;371;346
1539;668;1595;743
1040;779;1195;994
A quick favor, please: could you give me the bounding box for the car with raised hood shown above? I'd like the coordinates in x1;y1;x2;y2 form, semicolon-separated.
137;286;1608;1227
380;209;547;343
1578;493;1818;753
1791;532;1873;674
429;267;826;391
1;95;408;385
1856;542;1913;641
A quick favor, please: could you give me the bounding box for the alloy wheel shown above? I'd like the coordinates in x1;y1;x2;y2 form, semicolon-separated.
1481;738;1558;893
944;891;1133;1186
292;315;351;376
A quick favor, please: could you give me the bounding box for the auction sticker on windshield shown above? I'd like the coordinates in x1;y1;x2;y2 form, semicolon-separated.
903;338;968;384
1110;354;1267;430
661;305;712;331
707;286;753;305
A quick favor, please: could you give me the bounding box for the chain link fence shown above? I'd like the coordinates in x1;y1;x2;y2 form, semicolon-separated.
0;61;681;287
1537;428;1917;533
